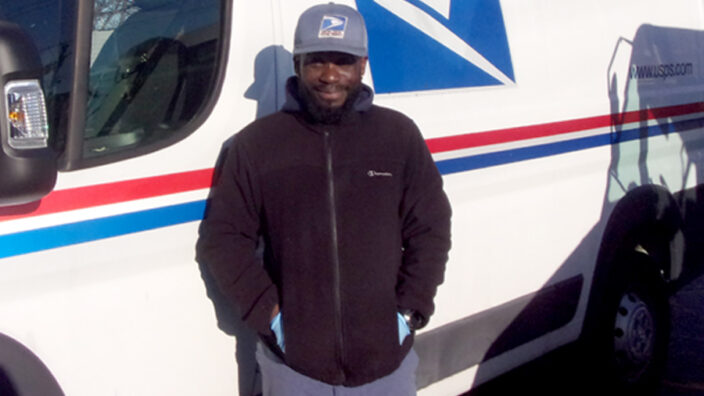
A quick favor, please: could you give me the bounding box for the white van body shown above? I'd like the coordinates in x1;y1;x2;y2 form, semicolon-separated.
1;0;703;395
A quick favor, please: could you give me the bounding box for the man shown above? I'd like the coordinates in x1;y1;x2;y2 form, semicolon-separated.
196;3;451;395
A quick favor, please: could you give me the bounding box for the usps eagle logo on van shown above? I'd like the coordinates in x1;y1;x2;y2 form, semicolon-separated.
355;0;515;93
319;15;348;38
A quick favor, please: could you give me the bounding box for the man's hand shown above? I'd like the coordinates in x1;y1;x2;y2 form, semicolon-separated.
270;304;280;321
396;312;411;345
269;304;284;352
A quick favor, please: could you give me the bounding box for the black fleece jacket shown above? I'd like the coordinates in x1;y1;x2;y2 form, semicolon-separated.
196;77;451;386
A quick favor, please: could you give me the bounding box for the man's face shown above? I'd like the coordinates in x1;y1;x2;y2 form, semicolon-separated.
296;51;367;110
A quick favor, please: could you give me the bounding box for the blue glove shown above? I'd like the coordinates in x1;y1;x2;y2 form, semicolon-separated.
397;312;411;345
270;312;285;352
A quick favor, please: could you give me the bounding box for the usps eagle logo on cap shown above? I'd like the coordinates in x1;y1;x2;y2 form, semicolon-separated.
319;15;348;38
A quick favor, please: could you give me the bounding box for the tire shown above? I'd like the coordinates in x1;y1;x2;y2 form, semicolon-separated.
582;251;670;393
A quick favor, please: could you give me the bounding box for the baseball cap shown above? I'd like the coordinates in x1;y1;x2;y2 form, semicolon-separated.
293;3;368;57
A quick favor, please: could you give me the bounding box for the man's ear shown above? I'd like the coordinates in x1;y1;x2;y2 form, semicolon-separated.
359;56;369;76
293;55;301;76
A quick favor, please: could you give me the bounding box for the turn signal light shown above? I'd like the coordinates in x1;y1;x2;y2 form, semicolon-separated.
5;80;49;149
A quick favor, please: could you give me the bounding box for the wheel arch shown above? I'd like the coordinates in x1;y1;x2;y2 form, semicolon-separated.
583;184;681;344
577;185;679;389
597;184;683;283
0;332;63;395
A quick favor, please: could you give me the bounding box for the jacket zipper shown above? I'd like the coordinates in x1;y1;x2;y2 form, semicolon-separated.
324;130;346;380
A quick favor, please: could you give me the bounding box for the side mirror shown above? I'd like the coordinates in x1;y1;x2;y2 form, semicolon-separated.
0;21;57;207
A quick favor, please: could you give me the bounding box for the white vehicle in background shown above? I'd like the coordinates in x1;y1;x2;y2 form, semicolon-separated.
0;0;703;395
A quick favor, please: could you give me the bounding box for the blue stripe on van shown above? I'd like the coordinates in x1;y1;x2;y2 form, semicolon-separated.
0;201;206;259
437;115;704;174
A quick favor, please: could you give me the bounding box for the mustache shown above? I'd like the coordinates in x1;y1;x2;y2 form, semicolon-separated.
313;84;346;93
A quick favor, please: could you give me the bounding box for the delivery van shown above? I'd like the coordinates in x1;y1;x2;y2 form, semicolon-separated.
1;0;703;394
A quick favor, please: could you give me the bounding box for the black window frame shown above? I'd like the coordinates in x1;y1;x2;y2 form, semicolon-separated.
58;0;232;171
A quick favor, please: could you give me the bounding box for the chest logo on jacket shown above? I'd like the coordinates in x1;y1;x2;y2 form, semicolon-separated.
368;170;393;178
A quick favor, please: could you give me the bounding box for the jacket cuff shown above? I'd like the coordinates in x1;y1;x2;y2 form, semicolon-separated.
399;308;427;331
397;293;433;328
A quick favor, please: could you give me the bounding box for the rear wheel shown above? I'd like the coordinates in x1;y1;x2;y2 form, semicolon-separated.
583;251;669;393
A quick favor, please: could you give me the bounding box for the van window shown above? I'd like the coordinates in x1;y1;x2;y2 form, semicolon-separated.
84;0;222;159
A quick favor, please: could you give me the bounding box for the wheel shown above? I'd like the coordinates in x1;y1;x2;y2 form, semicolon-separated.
582;251;670;393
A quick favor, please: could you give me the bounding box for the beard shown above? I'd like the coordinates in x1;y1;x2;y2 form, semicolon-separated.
297;81;363;125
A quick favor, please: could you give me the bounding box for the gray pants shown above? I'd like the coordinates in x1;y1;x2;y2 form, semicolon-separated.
255;342;418;396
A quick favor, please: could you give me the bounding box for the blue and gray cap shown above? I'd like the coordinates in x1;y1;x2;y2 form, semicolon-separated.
293;3;368;57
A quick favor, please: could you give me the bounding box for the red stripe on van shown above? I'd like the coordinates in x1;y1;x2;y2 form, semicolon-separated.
0;168;213;222
426;102;704;153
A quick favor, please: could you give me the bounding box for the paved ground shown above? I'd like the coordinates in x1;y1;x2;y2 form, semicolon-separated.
660;273;704;395
463;272;704;396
